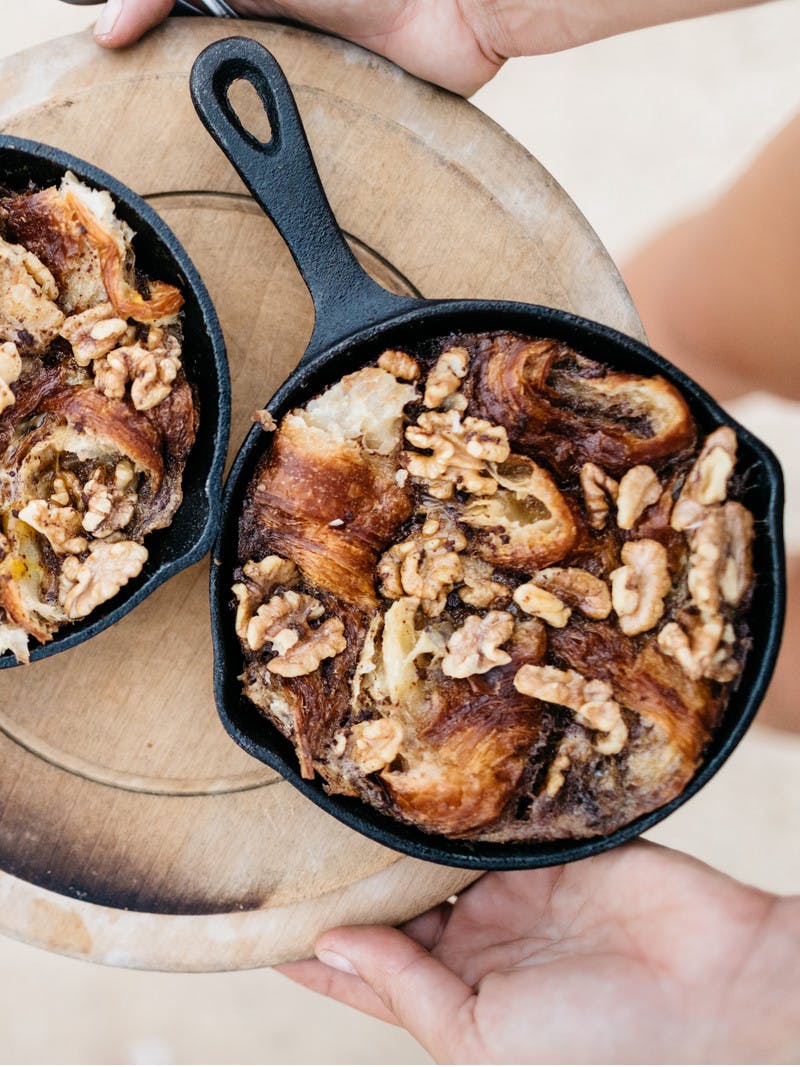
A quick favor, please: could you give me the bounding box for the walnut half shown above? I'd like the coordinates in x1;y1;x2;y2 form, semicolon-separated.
245;589;346;678
59;540;148;619
609;539;671;636
514;664;628;755
403;410;510;499
441;611;514;678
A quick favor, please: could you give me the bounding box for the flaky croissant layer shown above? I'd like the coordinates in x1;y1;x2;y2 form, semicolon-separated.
235;333;754;842
0;175;197;662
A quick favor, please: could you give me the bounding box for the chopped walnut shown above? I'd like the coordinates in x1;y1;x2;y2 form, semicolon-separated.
403;410;510;499
269;618;346;677
658;615;738;682
441;611;514;678
377;349;420;381
49;471;83;508
442;391;468;413
232;555;300;642
513;582;571;628
580;463;619;530
59;540;148;619
0;341;21;383
616;465;662;530
17;499;88;555
93;326;182;411
531;568;612;620
60;303;135;367
81;464;137;537
246;590;324;652
0;342;21;415
458;556;510;608
244;589;346;677
253;409;277;432
377;518;467;615
423;346;469;408
719;502;754;607
349;717;405;774
0;379;14;416
671;427;737;531
686;509;725;618
610;539;671;636
514;664;627;752
544;742;573;797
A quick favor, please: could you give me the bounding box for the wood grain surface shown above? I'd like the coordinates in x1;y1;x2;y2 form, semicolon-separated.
0;18;644;971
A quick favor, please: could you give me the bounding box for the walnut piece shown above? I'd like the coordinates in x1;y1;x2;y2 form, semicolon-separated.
403;409;510;499
513;582;571;627
60;303;135;367
0;341;21;414
232;555;299;642
658;615;738;683
0;237;64;354
580;462;619;530
610;539;671;636
671;427;737;531
377;518;467;615
81;463;137;538
531;567;611;620
441;611;514;678
94;326;182;411
348;717;405;774
514;664;627;754
457;556;510;608
59;540;148;619
423;346;469;408
17;499;88;555
244;589;346;677
616;465;662;530
246;590;323;652
377;349;420;381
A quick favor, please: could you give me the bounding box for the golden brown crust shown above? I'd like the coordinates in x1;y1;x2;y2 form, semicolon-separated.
243;415;412;610
470;333;696;476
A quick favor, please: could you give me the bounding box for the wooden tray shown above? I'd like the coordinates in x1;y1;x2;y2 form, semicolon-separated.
0;19;644;971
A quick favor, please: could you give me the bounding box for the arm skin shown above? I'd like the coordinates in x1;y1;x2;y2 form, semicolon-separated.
95;0;774;94
278;841;800;1063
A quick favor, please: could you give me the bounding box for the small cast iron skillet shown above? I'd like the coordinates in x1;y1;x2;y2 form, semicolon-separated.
0;136;230;668
193;37;785;869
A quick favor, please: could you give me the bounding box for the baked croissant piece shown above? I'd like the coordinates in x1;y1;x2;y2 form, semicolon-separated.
0;173;197;662
235;334;754;841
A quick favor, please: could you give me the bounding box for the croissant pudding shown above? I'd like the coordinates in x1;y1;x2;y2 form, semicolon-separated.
234;334;755;841
0;172;197;663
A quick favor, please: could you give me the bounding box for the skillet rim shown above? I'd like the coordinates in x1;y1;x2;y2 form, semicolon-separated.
210;298;785;869
0;133;231;669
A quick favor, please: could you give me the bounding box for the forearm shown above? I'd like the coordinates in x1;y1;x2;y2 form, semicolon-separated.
471;0;776;60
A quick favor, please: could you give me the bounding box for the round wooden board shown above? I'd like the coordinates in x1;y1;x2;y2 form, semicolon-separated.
0;19;645;971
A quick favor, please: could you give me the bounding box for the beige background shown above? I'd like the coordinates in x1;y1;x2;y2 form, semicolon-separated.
1;2;799;1063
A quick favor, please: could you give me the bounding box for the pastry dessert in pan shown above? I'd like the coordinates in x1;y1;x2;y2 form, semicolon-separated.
0;173;198;663
233;332;754;841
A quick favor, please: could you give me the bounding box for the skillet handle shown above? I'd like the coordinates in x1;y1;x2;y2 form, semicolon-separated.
190;36;419;364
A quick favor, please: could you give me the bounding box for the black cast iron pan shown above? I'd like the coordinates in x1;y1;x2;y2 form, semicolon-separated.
192;37;785;869
0;137;230;668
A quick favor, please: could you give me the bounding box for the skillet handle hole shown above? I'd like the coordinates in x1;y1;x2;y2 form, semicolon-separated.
226;78;274;146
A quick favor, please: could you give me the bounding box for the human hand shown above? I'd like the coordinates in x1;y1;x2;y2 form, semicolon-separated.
279;841;800;1063
93;0;770;95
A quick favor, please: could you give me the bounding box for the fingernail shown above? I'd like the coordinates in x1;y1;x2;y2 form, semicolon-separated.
316;949;357;975
95;0;124;39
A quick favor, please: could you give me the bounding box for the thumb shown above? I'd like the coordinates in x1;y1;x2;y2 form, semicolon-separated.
316;925;476;1060
94;0;176;48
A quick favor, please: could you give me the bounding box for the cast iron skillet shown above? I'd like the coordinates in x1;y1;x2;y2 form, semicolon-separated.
0;136;230;668
193;36;785;869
